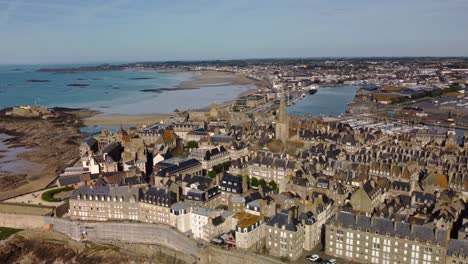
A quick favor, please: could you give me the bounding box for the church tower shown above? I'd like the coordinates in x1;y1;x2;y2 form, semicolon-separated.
276;87;289;143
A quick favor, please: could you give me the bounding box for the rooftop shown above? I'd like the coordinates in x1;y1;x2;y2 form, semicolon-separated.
234;212;262;229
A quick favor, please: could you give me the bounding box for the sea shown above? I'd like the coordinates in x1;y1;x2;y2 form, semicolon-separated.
0;64;255;114
0;134;38;175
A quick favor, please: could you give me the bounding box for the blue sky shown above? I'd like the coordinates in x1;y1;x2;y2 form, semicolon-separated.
0;0;467;64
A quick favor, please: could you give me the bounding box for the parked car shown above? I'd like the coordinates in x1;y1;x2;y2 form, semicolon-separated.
307;254;321;262
329;259;337;264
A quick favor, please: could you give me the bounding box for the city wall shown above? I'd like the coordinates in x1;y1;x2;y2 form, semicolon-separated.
0;213;283;264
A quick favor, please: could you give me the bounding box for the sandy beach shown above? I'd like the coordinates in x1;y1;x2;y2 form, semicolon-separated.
177;70;265;88
84;113;172;126
84;70;265;126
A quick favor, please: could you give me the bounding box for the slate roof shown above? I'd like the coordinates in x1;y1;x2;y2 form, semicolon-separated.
140;186;177;207
267;210;301;232
250;155;296;170
332;211;449;245
156;158;201;176
82;137;98;147
71;185;110;199
447;239;468;257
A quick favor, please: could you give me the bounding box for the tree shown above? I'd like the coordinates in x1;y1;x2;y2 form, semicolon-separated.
185;141;198;149
212;161;231;174
208;170;217;178
250;177;259;187
268;180;278;190
259;179;267;187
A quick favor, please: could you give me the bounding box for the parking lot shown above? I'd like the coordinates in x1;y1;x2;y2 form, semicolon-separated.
290;244;363;264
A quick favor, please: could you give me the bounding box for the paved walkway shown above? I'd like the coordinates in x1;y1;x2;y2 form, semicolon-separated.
4;187;66;207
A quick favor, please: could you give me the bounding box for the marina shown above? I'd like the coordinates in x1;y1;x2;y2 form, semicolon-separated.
287;86;359;116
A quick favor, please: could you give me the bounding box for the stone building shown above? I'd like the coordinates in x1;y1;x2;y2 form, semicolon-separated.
69;185;141;221
80;137;98;157
446;239;468;264
153;157;203;179
227;141;249;161
172;122;203;141
233;212;265;250
248;153;296;183
349;179;383;215
188;146;230;170
266;207;305;261
138;186;178;225
219;173;248;194
169;202;191;232
326;211;448;264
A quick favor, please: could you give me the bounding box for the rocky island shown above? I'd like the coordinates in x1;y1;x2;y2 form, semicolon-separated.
66;84;89;87
27;80;50;83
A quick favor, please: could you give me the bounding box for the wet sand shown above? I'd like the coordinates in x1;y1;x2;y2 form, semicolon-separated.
177;70;264;89
0;134;42;177
84;70;264;126
84;113;171;126
0;109;90;201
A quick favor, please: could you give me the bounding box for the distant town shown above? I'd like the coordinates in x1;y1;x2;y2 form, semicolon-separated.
0;57;467;264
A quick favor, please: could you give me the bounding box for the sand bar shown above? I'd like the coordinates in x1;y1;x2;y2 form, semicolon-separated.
84;70;265;126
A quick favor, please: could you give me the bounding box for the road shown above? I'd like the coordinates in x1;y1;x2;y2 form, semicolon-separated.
291;244;364;264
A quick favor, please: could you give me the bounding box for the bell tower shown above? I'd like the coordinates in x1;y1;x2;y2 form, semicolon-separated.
276;87;289;143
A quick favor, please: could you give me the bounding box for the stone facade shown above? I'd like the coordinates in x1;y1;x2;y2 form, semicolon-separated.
326;211;448;264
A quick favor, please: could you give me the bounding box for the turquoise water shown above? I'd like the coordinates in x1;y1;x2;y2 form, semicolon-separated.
0;65;254;114
288;86;359;116
80;125;130;135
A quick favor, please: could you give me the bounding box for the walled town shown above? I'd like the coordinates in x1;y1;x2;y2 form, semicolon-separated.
0;58;467;264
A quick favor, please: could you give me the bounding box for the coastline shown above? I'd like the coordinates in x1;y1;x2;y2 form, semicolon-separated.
0;109;91;201
83;70;264;126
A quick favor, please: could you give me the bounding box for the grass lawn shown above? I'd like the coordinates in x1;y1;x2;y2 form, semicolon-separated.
0;227;22;240
41;187;74;202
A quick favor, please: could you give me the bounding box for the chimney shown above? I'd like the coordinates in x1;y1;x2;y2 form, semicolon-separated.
288;210;293;225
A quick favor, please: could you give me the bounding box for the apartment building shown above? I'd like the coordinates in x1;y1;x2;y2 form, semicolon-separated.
326;211;448;264
266;208;305;261
189;146;230;170
190;206;211;240
138;186;178;225
248;153;296;183
69;185;141;221
169;202;191;232
233;212;265;249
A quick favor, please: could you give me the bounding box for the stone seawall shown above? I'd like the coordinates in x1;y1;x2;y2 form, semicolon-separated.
0;213;46;229
0;213;283;264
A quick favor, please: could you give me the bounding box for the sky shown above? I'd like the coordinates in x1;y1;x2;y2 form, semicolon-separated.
0;0;467;64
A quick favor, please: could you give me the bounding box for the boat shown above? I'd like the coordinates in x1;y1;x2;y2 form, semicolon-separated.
308;85;318;95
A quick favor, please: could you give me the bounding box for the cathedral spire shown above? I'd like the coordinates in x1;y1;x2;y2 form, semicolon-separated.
278;87;288;123
276;87;289;143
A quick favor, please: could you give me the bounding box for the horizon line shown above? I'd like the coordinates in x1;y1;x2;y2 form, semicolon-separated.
1;55;468;66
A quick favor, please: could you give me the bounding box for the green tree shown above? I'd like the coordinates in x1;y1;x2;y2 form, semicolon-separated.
268;180;278;190
250;177;259;187
208;170;217;178
259;179;267;186
185;141;198;149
